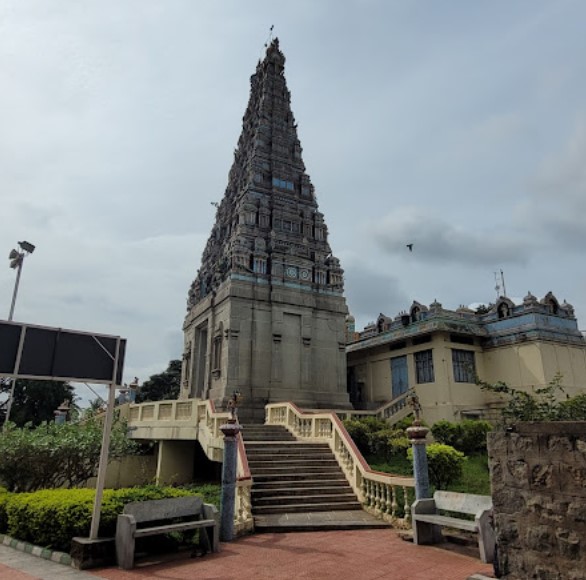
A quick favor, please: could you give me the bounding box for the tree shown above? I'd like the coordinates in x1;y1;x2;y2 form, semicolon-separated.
0;379;76;427
135;360;181;403
477;373;586;423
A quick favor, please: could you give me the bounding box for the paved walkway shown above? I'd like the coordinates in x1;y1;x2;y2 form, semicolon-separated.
0;530;494;580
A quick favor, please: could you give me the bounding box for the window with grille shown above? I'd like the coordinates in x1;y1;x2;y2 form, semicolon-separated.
452;349;476;383
415;349;434;383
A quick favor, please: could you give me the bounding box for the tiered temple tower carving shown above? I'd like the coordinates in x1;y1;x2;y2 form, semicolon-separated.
182;39;350;420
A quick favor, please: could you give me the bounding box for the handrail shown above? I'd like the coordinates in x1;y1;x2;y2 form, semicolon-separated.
128;397;254;533
265;401;415;526
333;392;411;423
235;432;253;534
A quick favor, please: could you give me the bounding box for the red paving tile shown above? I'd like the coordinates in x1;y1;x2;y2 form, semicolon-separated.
0;562;38;580
95;529;494;580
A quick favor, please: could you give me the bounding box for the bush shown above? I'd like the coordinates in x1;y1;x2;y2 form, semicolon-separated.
478;373;586;422
2;485;216;552
557;393;586;420
0;487;11;534
431;420;492;454
409;443;466;489
342;420;371;455
0;420;139;492
343;416;411;460
368;430;410;461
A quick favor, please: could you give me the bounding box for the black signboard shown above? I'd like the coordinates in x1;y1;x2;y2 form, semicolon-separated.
0;320;125;384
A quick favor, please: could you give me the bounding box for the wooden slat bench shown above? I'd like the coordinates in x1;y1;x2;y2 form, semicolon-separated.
115;496;219;569
411;490;495;563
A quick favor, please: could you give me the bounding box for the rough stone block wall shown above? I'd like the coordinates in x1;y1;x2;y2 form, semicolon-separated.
488;422;586;579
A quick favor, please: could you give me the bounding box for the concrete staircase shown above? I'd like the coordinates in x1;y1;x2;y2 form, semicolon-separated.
242;424;390;532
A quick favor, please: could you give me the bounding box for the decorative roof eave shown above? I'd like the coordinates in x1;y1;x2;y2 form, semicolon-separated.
346;317;487;352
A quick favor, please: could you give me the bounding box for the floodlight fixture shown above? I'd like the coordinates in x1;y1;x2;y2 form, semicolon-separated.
8;249;19;260
18;241;35;254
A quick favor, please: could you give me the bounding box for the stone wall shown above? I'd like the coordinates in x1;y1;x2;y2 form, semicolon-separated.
488;422;586;579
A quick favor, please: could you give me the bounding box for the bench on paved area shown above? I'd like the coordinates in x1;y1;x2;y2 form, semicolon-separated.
115;496;219;569
411;490;495;564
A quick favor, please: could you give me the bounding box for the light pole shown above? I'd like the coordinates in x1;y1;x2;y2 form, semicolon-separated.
4;241;35;427
8;240;35;321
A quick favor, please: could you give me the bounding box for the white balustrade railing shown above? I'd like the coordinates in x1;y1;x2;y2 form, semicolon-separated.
128;398;254;533
334;392;412;423
265;402;415;526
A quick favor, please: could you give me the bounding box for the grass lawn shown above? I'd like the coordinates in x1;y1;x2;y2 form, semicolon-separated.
367;452;491;496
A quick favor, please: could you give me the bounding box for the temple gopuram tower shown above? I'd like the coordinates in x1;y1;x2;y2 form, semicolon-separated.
182;39;351;421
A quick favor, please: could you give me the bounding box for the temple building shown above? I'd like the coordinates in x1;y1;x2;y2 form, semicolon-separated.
347;292;586;424
181;39;350;421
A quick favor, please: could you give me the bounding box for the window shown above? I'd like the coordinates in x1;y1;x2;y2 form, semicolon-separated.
212;335;222;373
415;349;434;383
272;177;294;190
452;349;476;383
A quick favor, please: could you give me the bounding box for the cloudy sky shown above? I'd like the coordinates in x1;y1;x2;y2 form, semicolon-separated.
1;1;585;404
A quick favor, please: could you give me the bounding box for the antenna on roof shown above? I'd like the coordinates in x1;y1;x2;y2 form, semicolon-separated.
494;271;501;299
494;269;507;299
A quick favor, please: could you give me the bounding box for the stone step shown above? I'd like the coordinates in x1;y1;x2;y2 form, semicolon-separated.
253;479;349;490
242;435;297;442
246;450;331;458
250;466;343;478
253;491;358;504
252;501;362;515
248;458;339;468
245;444;330;454
252;469;344;481
253;511;392;533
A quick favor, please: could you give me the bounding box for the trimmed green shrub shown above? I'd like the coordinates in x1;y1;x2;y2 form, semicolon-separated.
431;420;492;454
0;487;11;534
409;443;466;489
3;485;217;551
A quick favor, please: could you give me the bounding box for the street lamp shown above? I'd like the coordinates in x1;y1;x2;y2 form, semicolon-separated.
4;241;35;427
8;240;35;321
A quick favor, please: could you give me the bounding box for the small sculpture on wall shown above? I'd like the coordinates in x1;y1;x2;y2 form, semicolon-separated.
226;390;243;422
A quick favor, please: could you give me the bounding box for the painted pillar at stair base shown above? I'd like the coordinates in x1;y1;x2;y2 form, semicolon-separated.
219;422;241;542
407;422;431;500
181;39;351;422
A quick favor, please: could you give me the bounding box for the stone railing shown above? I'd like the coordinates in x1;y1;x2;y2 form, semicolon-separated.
235;433;254;535
334;392;412;424
128;398;254;534
265;402;415;526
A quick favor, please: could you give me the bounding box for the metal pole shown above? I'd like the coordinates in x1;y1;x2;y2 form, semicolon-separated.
89;337;120;540
4;325;27;429
8;256;23;321
4;254;24;427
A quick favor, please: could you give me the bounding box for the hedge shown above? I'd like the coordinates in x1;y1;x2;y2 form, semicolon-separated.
0;485;216;552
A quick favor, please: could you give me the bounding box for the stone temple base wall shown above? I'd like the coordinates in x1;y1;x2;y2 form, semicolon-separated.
487;422;586;580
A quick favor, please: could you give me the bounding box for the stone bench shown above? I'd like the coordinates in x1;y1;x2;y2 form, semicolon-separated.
115;496;219;569
411;490;495;563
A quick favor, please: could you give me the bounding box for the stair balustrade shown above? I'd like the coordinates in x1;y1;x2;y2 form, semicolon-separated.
127;398;254;534
335;392;412;423
265;402;415;527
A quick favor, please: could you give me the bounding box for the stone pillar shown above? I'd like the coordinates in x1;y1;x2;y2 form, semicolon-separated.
219;419;241;542
407;420;431;500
